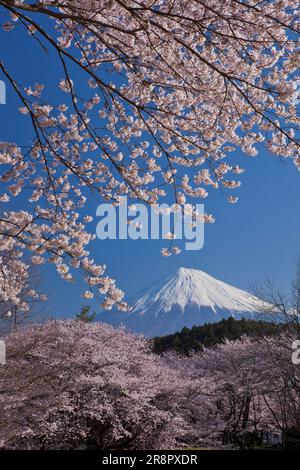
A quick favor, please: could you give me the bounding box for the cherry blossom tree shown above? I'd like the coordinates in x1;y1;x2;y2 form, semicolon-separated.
0;320;194;449
179;334;300;448
1;319;299;449
0;251;47;332
168;338;265;448
1;0;300;308
258;334;300;436
250;266;300;438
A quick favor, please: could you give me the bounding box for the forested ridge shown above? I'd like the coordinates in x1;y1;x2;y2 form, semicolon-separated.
153;317;280;354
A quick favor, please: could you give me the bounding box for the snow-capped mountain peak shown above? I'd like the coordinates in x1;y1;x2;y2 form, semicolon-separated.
134;267;260;317
100;267;262;337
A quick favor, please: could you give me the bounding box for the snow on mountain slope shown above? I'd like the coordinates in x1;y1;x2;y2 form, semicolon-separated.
99;268;262;337
133;267;259;316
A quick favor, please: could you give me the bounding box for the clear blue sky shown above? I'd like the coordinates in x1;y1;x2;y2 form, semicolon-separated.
1;22;300;319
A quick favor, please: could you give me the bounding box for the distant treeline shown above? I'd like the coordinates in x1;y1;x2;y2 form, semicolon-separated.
152;316;280;354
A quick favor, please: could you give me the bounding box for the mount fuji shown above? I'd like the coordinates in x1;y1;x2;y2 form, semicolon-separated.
99;268;262;337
